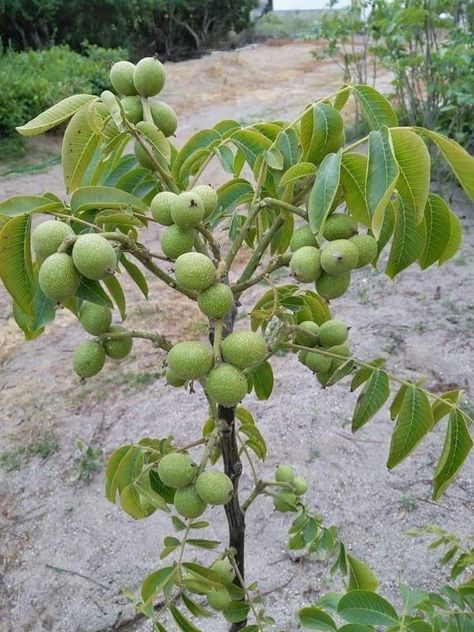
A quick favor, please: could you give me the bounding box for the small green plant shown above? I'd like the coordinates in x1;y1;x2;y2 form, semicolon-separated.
70;440;103;484
400;496;417;512
0;434;58;471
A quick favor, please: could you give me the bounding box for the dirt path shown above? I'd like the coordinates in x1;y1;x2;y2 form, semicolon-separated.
0;42;472;632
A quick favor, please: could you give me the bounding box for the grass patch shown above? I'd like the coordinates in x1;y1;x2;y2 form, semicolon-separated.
0;433;58;472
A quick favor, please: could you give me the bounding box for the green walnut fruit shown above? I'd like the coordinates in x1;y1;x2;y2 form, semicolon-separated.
195;470;233;505
198;283;234;319
290;246;321;283
316;370;332;387
211;560;235;585
134;140;155;169
110;61;137;96
171;192;205;229
158;452;198;489
79;301;112;335
290;224;318;251
321;239;359;277
205;364;247;407
160;225;195;259
293;476;308;496
120;95;143;124
316;271;351;300
328;343;351;371
295;321;319;347
72;340;106;378
72;234;117;280
166;367;186;387
318;319;348;348
193;184;218;218
39;253;81;303
323;213;358;241
175;252;215;292
103;325;133;359
275;464;295;484
32;220;75;261
221;331;267;369
150;191;178;226
133;56;165;97
207;588;231;611
167;341;213;380
298;350;308;365
273;491;298;513
305;350;332;374
150;101;178;137
173;485;207;518
350;234;378;268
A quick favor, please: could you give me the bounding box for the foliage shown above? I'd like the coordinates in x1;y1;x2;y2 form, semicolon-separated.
0;0;257;58
0;433;58;471
70;439;104;483
0;55;473;630
0;44;126;141
254;11;317;39
310;0;474;153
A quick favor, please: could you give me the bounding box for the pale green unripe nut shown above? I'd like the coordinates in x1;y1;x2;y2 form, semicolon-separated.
323;213;358;241
293;476;308;496
221;331;267;369
290;246;321;283
133;57;165;97
173;485;207;518
79;301;112;335
211;560;235;585
32;220;75;260
158;452;198;489
171;192;205;229
198;283;234;319
305;350;332;373
320;239;359;276
166;367;186;387
273;491;298;512
120;95;143;124
350;234;378;268
193;184;218;218
318;319;348;348
150;191;178;226
103;325;133;360
316;271;351;300
150;101;178;137
72;234;117;280
295;321;319;347
205;364;248;407
175;252;215;291
39;253;80;303
110;61;137;96
160;225;195;259
195;470;233;505
290;224;318;251
167;341;213;380
328;343;351;371
275;464;294;484
207;588;231;611
72;340;106;378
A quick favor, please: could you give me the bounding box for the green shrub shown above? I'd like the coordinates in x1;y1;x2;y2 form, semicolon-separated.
0;44;126;141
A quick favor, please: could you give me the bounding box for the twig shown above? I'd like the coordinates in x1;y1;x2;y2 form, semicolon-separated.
45;564;111;590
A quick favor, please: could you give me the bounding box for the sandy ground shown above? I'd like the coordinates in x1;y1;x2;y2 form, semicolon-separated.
0;42;473;632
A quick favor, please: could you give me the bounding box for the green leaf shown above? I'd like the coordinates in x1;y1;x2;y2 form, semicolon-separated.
400;584;430;612
239;423;267;460
300;103;344;165
105;445;132;502
141;566;176;602
338;626;374;632
366;127;399;237
274;128;302;170
187;539;220;550
172;129;221;182
170;604;203;632
120;255;148;298
433;409;473;500
347;555;380;591
352;370;390;431
70;186;148;214
387;386;434;469
308;150;342;237
337;590;399;627
390;128;430;224
181;563;221;587
231;129;272;171
386;196;425;279
280;162;317;187
214;119;241;138
423;129;474;200
16;94;98;136
438;209;462;265
334;86;351;111
353;85;398;130
181;593;213;618
390;384;409;421
419;195;452;269
0;214;34;315
103;276;126;320
251;361;274;400
235;406;255;425
340;153;371;227
432;390;461;424
351;359;385;392
77;277;114;308
120;483;155;519
215;179;254;216
265;146;284;170
62;106;102;194
223;600;251;623
0;196;63;218
299;606;337;631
